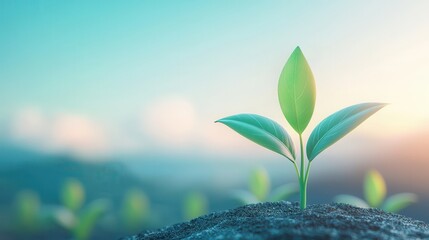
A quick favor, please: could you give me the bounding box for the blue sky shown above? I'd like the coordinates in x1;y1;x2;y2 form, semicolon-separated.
1;1;428;159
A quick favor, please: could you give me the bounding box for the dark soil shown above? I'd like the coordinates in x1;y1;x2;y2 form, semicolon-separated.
123;201;429;240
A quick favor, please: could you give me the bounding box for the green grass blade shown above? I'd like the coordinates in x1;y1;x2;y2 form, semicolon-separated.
216;114;295;161
306;103;386;161
382;193;418;213
364;170;386;208
278;46;316;134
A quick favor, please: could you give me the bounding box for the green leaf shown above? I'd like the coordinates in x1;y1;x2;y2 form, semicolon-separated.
61;178;85;212
122;189;150;230
15;190;41;231
278;46;316;134
334;194;369;208
216;114;295;161
74;199;109;240
269;183;299;202
306;103;386;161
382;193;417;213
249;168;270;201
183;192;208;220
364;170;386;208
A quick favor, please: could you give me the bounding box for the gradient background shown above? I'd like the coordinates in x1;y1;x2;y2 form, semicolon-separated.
1;1;429;239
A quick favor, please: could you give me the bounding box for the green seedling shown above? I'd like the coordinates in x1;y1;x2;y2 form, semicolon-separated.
61;178;85;212
232;167;298;204
53;178;109;240
183;192;208;220
121;188;150;231
335;169;417;212
216;46;386;209
14;190;41;232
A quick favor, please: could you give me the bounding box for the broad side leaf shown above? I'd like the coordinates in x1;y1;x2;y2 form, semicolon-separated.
216;114;295;161
306;103;386;161
334;195;369;208
278;46;316;134
364;170;386;208
382;193;417;213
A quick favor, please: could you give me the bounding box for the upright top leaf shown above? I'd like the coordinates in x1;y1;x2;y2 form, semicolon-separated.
278;46;316;134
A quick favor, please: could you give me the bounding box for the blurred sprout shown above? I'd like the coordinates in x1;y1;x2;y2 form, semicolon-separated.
183;192;208;220
61;178;85;212
382;193;418;213
53;179;109;240
73;199;109;240
15;190;41;231
249;168;270;201
232;167;298;205
335;169;418;213
122;188;150;231
364;169;386;207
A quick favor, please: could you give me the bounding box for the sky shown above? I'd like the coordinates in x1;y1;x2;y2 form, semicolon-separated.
1;1;429;160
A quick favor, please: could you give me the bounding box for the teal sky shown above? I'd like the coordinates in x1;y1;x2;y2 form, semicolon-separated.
1;1;429;159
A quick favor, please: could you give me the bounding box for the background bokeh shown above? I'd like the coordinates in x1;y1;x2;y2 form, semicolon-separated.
1;1;429;239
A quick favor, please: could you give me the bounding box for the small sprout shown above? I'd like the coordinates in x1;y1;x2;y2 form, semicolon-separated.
183;192;208;220
61;178;85;212
364;170;386;208
334;169;417;213
73;199;109;240
249;168;271;201
232;167;298;204
53;178;109;240
14;190;41;232
216;46;385;209
121;188;150;231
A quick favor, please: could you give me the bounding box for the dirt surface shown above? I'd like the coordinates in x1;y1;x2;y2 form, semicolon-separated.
123;201;429;240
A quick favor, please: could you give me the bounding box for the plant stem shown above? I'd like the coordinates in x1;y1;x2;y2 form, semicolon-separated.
299;134;306;209
304;161;311;186
293;161;300;178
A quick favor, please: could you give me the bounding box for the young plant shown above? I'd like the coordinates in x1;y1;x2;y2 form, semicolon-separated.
334;169;417;213
121;188;150;231
216;46;386;209
53;178;109;240
14;190;41;233
182;192;208;220
232;167;298;204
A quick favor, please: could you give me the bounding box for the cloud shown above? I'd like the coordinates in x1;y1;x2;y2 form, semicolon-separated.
9;109;109;160
7;98;291;160
140;96;196;148
10;108;47;142
48;114;108;158
138;96;277;157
